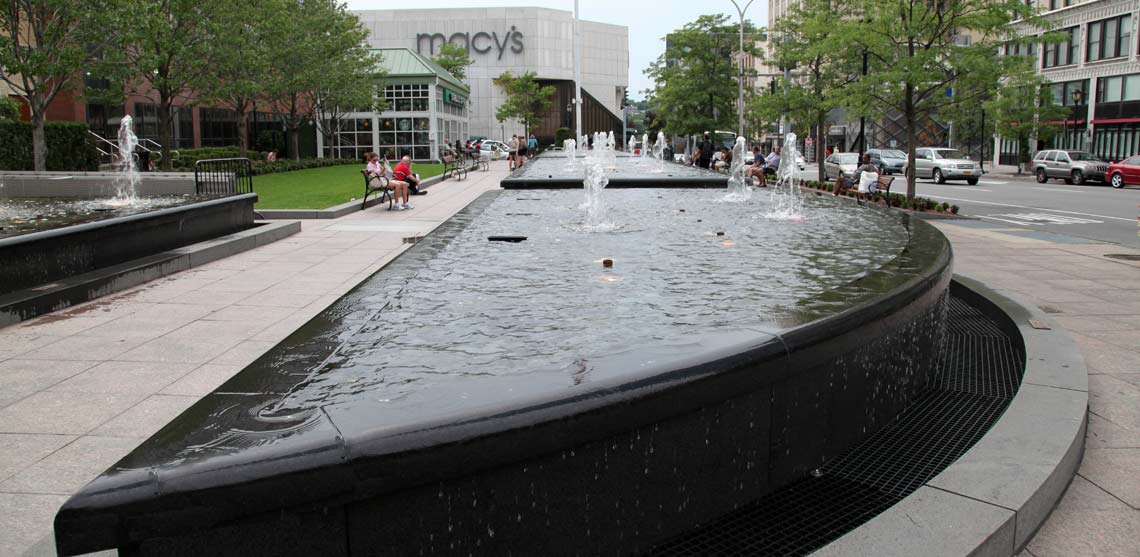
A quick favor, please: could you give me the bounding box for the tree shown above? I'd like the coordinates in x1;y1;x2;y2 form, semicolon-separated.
759;0;855;181
313;55;386;160
492;71;554;137
841;0;1044;198
108;0;217;170
266;0;377;160
198;0;278;158
434;42;474;81
988;74;1068;175
644;15;761;138
0;0;115;171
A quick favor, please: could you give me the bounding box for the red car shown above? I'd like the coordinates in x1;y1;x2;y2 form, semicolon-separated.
1107;154;1140;189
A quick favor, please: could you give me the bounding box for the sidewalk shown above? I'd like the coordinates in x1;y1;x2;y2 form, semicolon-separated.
0;162;508;556
931;220;1140;557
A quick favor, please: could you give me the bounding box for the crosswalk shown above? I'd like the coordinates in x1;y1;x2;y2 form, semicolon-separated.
981;213;1103;226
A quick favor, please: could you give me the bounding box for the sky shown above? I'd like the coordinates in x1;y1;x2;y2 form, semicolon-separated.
343;0;767;101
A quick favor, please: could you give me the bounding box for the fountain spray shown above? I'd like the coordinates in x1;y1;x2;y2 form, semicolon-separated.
723;137;751;202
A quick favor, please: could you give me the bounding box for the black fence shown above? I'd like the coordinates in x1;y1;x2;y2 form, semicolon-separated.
194;158;254;196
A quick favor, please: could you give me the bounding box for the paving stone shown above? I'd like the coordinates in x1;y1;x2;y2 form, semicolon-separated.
10;315;114;337
0;493;70;557
0;433;75;482
0;359;97;408
1087;375;1140;433
1025;507;1140;557
50;360;197;396
90;394;198;438
160;364;245;396
0;391;145;434
164;318;274;340
1078;449;1140;509
201;305;296;323
0;435;141;494
209;340;278;367
19;335;146;362
1086;411;1140;449
0;334;65;360
116;337;241;365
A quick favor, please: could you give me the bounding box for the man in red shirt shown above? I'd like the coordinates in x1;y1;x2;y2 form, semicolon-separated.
392;155;426;198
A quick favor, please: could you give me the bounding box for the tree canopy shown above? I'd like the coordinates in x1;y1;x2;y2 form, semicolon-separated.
434;42;474;81
492;71;555;137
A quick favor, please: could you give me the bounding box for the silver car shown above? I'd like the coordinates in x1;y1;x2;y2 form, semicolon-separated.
824;153;860;181
914;148;981;185
1031;150;1108;185
867;148;907;175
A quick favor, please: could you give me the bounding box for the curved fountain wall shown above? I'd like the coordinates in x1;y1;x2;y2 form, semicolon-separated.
54;192;952;556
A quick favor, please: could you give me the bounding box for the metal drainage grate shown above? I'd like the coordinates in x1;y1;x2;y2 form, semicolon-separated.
402;235;425;244
1104;253;1140;261
646;293;1025;556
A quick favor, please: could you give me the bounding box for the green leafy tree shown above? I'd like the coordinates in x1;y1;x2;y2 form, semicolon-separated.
434;42;474;81
841;0;1044;198
265;0;377;161
0;0;116;171
644;15;761;137
313;55;386;160
198;0;279;158
0;97;20;121
492;71;554;137
759;0;855;180
107;0;217;170
988;74;1068;175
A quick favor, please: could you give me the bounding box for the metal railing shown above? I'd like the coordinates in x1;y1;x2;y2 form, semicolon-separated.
194;158;254;196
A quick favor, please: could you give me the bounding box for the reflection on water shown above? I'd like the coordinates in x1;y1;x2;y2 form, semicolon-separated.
0;196;212;239
264;189;908;416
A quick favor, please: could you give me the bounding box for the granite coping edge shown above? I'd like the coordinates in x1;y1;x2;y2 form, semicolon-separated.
812;273;1089;557
0;220;302;328
256;163;477;220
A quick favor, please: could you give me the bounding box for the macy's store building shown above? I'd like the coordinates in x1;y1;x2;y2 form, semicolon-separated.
348;7;628;158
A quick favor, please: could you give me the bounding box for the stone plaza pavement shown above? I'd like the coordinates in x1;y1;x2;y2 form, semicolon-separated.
931;221;1140;557
0;163;507;556
0;168;1138;555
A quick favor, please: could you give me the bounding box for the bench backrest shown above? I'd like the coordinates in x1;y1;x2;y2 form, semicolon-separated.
442;154;455;164
877;175;895;186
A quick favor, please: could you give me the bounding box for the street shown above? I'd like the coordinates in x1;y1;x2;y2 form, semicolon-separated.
794;168;1140;246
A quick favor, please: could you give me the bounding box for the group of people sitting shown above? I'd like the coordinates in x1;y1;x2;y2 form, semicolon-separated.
363;152;426;211
691;132;781;186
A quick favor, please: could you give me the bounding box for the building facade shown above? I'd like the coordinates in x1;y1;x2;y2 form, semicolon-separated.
316;48;470;162
352;7;629;145
1002;0;1139;164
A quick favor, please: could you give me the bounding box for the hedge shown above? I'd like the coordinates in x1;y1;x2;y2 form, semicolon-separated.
767;175;960;215
250;157;359;176
0;121;100;171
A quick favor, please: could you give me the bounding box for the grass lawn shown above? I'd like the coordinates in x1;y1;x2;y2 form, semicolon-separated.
253;163;444;209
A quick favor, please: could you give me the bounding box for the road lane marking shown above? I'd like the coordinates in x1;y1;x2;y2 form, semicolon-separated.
920;195;1135;222
1030;187;1083;193
980;216;1040;226
986;213;1103;225
978;180;1008;185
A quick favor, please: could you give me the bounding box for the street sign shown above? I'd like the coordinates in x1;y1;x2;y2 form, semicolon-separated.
806;137;813;147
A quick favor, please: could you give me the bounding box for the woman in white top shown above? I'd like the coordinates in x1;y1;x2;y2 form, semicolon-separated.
365;153;409;210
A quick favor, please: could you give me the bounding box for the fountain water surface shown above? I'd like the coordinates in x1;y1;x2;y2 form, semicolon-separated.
766;133;806;221
723;137;751;202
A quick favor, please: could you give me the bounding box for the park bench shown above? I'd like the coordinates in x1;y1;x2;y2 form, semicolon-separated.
834;173;895;200
442;154;467;181
360;168;393;210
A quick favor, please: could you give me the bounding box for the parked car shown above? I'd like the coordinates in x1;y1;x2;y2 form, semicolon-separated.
914;147;981;185
824;153;860;182
867;148;907;175
1032;149;1109;185
1106;154;1140;189
479;140;510;159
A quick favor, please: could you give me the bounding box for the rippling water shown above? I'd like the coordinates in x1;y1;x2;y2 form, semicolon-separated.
269;189;908;415
510;155;712;179
0;196;210;239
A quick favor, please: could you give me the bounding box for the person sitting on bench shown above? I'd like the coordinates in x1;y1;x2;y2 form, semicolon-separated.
367;153;411;210
393;155;427;197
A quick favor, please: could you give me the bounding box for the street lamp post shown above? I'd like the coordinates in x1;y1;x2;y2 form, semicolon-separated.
1070;89;1084;151
730;0;754;140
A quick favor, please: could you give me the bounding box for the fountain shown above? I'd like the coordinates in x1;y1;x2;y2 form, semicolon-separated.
628;134;635;153
605;131;618;170
766;133;806;221
581;161;610;230
562;139;577;170
651;131;666;173
723;136;751;202
111;115;141;204
641;133;648;158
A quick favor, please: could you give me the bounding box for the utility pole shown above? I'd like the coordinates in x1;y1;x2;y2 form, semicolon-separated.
573;0;583;143
730;0;754;140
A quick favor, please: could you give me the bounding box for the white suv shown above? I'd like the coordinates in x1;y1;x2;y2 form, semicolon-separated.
913;148;981;185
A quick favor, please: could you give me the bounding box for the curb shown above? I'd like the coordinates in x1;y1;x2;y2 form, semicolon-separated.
813;275;1088;556
256;164;479;220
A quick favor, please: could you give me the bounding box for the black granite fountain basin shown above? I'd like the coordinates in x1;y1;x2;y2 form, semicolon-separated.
54;189;951;556
0;193;256;296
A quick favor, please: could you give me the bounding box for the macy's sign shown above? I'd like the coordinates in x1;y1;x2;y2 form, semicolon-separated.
416;27;524;60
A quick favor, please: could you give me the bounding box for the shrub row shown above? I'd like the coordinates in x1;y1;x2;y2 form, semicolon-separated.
768;175;959;214
250;157;359;176
0;121;100;171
